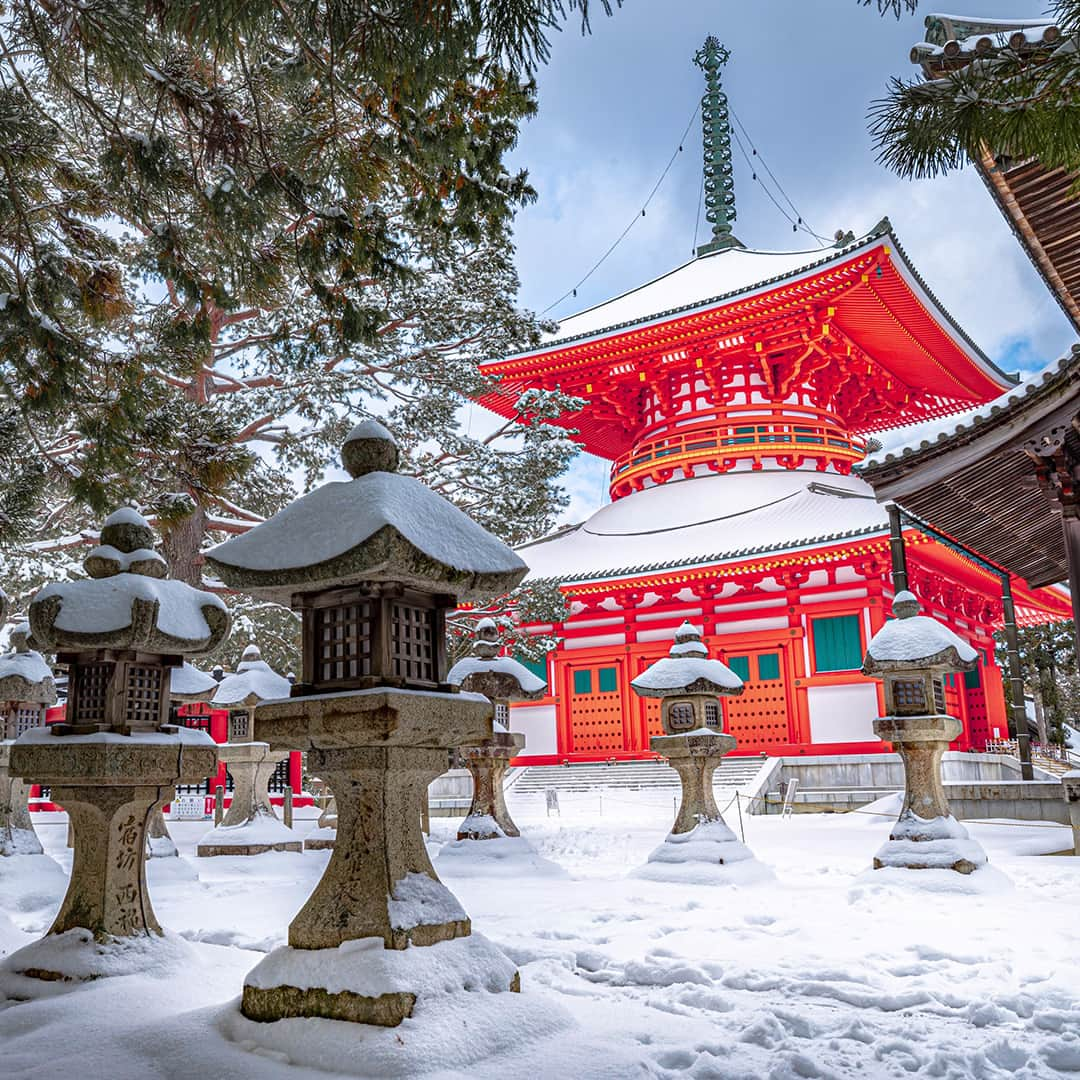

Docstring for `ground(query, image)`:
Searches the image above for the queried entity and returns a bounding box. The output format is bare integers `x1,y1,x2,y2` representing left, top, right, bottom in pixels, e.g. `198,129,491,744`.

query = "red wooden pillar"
288,750,303,794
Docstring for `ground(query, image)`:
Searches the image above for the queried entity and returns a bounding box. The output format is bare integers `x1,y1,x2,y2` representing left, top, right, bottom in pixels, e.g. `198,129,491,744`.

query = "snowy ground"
2,788,1080,1079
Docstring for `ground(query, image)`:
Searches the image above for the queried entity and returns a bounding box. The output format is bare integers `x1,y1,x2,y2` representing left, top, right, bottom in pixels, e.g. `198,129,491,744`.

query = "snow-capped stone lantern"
205,419,526,1027
447,617,545,840
196,642,300,857
862,591,988,875
0,619,57,856
7,508,228,970
630,622,761,877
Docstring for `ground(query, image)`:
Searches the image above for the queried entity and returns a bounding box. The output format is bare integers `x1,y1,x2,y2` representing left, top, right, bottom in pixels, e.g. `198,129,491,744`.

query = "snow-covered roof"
29,508,229,656
207,430,526,605
211,644,292,708
914,13,1061,60
864,592,978,670
446,655,546,697
518,468,888,583
632,623,743,697
169,662,218,702
0,625,56,705
860,351,1078,471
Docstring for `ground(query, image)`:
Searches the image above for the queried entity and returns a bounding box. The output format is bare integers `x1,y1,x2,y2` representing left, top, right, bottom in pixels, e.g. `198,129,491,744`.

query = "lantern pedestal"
304,791,338,851
0,741,43,856
240,687,519,1027
6,731,216,976
457,731,525,840
196,742,299,857
1062,771,1080,856
872,714,987,874
635,730,760,881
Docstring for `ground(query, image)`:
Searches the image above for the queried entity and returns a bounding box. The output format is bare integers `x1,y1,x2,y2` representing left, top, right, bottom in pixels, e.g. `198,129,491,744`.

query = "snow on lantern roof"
211,643,291,708
631,623,743,697
518,469,888,584
29,508,229,656
206,423,527,605
169,662,218,703
0,623,56,704
863,592,978,672
447,618,546,698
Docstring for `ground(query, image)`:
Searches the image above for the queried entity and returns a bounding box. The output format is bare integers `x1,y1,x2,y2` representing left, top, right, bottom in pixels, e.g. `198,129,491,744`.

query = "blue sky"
498,1,1076,525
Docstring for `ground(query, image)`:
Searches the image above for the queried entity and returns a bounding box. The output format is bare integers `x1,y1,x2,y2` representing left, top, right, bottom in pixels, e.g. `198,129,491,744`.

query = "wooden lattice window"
316,601,373,684
228,711,251,742
933,678,946,715
494,702,510,728
13,706,41,737
124,664,164,730
704,701,720,729
72,662,110,726
893,679,926,712
669,701,695,730
391,602,435,683
267,757,291,793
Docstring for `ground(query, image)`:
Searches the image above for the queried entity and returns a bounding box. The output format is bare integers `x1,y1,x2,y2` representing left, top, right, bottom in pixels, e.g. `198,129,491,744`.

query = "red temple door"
563,659,628,756
717,644,794,750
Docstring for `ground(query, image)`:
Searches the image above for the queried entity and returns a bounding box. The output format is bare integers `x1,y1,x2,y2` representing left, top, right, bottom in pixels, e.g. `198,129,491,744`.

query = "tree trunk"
1034,690,1049,746
160,501,208,587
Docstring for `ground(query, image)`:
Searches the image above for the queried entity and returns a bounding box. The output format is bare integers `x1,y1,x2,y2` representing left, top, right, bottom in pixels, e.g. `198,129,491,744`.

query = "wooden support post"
214,784,225,826
1062,514,1080,662
887,504,908,594
284,785,294,829
1001,578,1034,781
66,818,74,848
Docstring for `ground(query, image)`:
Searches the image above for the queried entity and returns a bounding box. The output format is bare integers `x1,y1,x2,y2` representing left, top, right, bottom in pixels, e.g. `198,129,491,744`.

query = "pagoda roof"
858,348,1080,590
517,469,888,584
483,223,1015,460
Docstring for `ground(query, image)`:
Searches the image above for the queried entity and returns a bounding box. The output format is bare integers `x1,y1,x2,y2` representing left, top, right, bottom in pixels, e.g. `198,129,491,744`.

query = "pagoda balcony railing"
609,420,868,498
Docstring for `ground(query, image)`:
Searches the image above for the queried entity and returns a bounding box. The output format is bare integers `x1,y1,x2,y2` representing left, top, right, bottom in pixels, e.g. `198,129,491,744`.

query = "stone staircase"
509,757,768,796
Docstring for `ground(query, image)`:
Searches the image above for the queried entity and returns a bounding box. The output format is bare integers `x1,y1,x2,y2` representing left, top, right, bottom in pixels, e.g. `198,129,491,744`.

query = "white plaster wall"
562,632,626,650
509,704,558,757
807,683,880,744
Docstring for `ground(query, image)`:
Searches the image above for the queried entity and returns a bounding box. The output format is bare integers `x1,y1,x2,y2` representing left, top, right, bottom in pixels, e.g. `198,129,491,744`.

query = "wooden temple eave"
976,149,1080,334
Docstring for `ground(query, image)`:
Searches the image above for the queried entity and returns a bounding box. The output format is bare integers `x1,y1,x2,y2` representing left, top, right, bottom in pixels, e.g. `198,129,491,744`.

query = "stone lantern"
630,622,759,878
0,619,57,856
447,617,545,840
196,642,300,857
862,591,988,875
205,419,526,1027
7,508,228,975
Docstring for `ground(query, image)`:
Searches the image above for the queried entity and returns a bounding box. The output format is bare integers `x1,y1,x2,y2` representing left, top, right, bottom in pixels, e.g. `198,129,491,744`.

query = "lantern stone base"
196,742,300,857
303,825,336,851
7,730,217,977
634,730,765,882
241,932,520,1027
457,731,525,840
872,714,988,875
0,740,43,856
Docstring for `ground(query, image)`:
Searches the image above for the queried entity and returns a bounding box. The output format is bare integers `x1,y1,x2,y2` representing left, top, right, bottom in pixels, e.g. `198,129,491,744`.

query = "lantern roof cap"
0,621,56,704
206,427,527,605
169,661,219,703
29,508,230,656
863,591,978,672
631,625,743,698
212,640,291,708
446,654,546,699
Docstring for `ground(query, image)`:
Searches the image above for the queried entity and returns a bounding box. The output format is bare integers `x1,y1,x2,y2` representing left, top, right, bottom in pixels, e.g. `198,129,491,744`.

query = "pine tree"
0,2,610,671
994,620,1080,744
870,2,1080,179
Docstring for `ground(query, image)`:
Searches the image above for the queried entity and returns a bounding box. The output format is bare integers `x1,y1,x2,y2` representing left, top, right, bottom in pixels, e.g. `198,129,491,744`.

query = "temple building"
480,38,1071,765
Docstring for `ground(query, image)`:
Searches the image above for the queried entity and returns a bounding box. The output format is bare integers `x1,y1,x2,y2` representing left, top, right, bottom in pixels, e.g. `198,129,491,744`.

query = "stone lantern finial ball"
892,590,921,619
342,419,400,478
100,506,156,554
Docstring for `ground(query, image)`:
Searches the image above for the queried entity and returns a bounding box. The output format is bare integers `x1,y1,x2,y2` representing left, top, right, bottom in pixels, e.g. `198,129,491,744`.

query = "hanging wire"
542,102,701,316
728,108,832,245
692,170,704,255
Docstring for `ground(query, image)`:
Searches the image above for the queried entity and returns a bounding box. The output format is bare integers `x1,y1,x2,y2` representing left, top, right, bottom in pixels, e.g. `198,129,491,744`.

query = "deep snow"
1,788,1080,1078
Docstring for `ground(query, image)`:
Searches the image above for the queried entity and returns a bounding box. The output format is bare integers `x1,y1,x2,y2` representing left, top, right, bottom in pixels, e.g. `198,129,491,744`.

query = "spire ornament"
694,37,742,256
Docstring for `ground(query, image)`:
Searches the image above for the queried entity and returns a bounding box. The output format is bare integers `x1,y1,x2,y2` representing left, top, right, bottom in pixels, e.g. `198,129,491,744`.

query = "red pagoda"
481,39,1071,764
